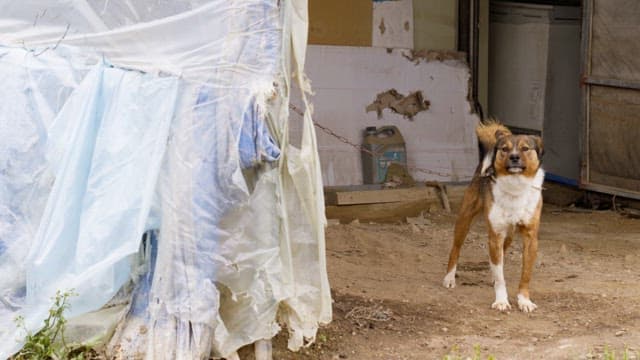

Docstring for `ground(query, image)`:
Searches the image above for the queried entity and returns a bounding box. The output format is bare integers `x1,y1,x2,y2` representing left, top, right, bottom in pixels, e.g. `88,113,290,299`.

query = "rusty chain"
288,103,453,178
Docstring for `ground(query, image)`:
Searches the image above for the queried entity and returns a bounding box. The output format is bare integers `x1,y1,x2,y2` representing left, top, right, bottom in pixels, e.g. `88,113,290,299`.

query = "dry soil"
262,195,640,360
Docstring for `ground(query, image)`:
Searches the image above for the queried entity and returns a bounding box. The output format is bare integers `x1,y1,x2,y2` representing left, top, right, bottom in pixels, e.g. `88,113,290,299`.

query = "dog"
443,120,544,312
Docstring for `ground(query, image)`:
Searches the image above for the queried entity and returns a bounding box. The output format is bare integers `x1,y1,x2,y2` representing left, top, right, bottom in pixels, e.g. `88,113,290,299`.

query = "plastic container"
361,126,407,184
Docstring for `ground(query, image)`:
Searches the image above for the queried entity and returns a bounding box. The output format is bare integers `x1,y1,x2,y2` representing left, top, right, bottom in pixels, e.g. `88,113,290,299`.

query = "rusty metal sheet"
587,86,640,194
590,0,640,82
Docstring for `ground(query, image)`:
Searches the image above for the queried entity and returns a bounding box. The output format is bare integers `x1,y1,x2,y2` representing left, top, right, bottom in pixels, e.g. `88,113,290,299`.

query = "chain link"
288,104,453,178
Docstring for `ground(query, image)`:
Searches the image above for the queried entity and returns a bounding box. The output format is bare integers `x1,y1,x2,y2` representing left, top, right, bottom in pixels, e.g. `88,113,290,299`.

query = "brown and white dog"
443,120,544,312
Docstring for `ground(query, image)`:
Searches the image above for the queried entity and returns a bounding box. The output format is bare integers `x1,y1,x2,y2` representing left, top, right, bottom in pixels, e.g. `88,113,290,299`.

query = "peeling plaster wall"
292,45,479,186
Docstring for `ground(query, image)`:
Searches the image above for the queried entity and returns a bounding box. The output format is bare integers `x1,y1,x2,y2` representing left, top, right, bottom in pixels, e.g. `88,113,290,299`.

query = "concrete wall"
292,46,479,186
373,0,414,49
412,0,457,50
302,2,486,186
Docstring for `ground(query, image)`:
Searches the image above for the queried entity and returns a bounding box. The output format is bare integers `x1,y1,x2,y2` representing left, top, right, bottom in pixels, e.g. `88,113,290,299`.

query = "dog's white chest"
488,169,544,233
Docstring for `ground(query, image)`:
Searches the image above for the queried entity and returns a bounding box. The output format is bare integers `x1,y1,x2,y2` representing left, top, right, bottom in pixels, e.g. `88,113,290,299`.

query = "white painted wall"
291,45,479,186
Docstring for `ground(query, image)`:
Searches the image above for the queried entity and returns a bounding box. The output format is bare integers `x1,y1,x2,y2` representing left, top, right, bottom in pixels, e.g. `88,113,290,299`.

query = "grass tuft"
11,290,97,360
443,344,497,360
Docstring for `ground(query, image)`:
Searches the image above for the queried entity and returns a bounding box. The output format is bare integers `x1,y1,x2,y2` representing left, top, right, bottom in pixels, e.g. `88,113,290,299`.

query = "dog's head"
492,130,543,177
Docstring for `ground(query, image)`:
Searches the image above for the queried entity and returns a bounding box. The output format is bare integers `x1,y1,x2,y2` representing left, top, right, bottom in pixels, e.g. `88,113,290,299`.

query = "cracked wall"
290,46,480,186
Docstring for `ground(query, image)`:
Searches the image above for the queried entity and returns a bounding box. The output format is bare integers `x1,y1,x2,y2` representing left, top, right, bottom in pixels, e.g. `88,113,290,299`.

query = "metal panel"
588,86,640,192
590,0,640,82
581,0,640,199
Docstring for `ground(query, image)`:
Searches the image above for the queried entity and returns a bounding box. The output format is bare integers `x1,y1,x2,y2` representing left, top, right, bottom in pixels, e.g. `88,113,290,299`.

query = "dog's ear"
532,135,544,158
494,129,509,141
480,150,495,177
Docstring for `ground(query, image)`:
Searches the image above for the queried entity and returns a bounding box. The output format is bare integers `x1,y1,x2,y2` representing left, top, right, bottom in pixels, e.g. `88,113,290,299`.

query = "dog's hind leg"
443,183,481,288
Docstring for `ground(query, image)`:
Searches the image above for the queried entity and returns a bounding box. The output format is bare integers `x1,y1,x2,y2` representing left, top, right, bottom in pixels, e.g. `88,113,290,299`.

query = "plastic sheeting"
0,0,331,359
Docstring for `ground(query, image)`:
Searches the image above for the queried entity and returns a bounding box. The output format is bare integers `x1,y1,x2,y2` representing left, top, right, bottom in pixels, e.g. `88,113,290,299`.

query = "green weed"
443,344,496,360
588,344,638,360
12,290,91,360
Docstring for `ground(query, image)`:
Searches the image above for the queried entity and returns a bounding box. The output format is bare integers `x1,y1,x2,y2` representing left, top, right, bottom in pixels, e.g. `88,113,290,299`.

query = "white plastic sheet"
0,0,331,358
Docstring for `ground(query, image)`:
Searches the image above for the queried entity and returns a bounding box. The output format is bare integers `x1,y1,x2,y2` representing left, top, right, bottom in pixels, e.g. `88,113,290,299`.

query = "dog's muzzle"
507,154,525,173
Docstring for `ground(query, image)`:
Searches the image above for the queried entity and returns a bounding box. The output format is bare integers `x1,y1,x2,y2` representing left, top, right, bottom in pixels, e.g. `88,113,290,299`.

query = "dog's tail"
476,119,510,176
476,118,511,155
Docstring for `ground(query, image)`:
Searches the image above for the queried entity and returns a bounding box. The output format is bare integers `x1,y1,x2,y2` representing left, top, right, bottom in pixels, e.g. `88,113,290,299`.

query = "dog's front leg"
443,184,481,288
517,213,540,312
488,227,510,311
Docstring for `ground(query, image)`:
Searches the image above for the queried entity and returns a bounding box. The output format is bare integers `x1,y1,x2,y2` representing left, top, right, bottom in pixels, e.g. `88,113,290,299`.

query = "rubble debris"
406,212,431,226
383,163,415,188
402,49,467,64
345,304,393,328
366,89,430,120
620,207,640,219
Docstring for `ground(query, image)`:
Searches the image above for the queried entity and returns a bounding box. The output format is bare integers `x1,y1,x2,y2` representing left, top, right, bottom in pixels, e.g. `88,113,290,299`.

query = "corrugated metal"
581,0,640,198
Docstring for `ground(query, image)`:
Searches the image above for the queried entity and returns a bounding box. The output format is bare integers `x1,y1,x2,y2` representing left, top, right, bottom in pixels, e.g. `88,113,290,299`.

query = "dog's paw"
443,271,456,288
517,294,537,313
491,300,511,311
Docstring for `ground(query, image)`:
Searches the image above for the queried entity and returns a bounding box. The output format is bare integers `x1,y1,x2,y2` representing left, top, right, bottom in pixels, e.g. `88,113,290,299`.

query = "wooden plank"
324,186,437,206
309,0,372,46
325,198,436,224
585,76,640,91
580,182,640,201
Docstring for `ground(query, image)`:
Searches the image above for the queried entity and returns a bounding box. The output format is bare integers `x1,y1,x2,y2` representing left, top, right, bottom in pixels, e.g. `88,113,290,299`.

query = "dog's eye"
501,146,509,152
521,146,530,152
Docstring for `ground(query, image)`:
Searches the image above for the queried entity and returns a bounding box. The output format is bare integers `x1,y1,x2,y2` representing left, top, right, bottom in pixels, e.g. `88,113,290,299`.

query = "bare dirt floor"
263,192,640,360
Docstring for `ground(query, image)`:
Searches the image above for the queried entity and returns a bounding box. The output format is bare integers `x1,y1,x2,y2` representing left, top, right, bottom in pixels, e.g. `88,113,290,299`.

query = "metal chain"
288,103,453,178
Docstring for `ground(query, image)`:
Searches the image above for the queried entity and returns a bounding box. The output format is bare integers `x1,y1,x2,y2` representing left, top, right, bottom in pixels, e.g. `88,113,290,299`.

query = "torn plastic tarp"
1,60,178,357
0,0,331,358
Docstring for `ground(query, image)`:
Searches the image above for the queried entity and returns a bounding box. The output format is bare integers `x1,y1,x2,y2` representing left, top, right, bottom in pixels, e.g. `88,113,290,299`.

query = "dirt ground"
264,187,640,360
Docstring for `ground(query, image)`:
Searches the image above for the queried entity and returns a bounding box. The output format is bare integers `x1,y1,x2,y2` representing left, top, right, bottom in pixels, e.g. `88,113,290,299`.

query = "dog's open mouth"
507,166,525,173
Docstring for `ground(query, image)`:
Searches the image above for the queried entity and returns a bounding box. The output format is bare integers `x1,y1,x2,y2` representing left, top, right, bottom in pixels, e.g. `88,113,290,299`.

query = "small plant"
13,290,82,360
318,333,328,343
474,344,497,360
603,345,615,360
443,344,497,360
590,345,637,360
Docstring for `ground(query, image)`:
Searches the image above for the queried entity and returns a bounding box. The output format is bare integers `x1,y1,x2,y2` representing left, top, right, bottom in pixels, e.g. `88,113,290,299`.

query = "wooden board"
324,186,437,206
325,199,436,224
309,0,372,46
